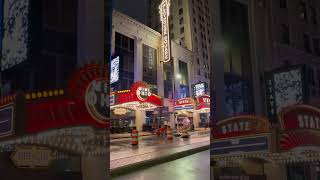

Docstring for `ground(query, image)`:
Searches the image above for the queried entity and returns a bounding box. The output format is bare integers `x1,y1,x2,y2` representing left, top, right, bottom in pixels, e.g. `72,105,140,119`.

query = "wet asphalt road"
111,150,210,180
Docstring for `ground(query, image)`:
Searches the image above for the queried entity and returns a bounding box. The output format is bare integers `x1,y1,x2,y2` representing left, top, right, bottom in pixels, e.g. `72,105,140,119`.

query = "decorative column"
134,37,143,82
134,36,145,131
193,111,200,128
135,110,146,131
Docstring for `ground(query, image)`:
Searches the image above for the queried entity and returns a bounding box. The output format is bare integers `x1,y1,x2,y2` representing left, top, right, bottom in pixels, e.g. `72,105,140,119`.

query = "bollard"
131,127,139,145
167,126,173,140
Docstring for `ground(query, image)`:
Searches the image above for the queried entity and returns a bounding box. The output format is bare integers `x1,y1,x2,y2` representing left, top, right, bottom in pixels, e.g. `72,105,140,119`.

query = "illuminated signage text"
159,0,170,63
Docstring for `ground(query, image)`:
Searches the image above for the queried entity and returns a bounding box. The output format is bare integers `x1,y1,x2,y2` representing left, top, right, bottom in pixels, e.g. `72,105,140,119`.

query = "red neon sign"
113,81,163,109
174,98,194,107
279,104,320,131
25,64,109,133
212,115,269,139
197,95,210,110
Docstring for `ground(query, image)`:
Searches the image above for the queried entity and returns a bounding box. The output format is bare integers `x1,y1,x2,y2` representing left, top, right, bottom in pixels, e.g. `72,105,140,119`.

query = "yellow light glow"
48,91,53,96
31,93,37,99
54,90,59,96
59,89,64,95
43,91,48,97
37,92,42,98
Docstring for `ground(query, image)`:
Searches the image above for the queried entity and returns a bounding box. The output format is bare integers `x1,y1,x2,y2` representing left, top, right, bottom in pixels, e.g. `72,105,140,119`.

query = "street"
112,150,210,180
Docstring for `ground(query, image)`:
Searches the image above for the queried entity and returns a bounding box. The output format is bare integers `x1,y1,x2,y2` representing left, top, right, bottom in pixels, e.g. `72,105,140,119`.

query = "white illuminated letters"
221,121,251,134
159,0,171,63
297,114,320,129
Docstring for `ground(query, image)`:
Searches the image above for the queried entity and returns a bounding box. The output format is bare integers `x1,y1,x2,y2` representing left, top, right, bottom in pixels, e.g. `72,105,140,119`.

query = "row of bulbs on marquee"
0,126,108,157
214,150,320,167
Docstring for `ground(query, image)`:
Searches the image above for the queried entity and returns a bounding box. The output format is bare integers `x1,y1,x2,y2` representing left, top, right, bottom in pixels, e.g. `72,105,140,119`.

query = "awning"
174,98,194,111
196,95,210,113
110,81,163,111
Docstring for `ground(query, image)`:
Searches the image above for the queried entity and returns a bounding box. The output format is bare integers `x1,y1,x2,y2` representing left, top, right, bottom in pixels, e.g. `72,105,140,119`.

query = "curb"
111,134,153,140
110,143,210,178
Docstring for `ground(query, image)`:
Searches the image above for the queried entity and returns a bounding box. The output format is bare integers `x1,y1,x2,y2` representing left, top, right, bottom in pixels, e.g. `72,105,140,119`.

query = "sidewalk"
110,128,210,139
111,131,153,139
110,134,210,176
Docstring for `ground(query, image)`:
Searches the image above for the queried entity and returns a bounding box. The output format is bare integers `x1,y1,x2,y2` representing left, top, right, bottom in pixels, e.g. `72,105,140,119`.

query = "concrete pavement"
112,150,210,180
110,131,210,177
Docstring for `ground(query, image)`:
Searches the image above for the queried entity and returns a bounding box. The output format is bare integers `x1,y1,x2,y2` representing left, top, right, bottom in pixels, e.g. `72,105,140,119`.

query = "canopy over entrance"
110,81,163,111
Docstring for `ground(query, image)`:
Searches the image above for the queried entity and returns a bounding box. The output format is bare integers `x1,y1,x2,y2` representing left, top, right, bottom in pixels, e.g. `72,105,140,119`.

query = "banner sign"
159,0,171,63
193,82,208,97
265,65,306,121
211,135,269,156
110,56,120,84
0,105,14,137
211,116,269,139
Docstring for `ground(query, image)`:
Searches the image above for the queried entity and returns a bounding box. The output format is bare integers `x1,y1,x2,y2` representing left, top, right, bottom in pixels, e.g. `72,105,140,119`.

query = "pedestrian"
160,126,165,137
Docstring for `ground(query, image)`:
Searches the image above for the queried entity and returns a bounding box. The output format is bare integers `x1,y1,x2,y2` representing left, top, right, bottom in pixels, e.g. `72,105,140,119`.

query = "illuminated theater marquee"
159,0,170,63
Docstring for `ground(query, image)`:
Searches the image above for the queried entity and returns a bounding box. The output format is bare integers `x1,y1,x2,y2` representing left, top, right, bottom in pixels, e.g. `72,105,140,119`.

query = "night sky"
114,0,148,24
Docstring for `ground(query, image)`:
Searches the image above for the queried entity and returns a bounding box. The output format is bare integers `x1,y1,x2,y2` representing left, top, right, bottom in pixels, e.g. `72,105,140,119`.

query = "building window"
169,23,174,29
180,17,184,24
299,1,308,21
114,32,134,90
178,0,182,6
309,68,315,86
179,8,183,15
280,0,287,9
313,38,320,56
303,33,311,53
310,7,318,25
181,37,185,43
281,24,290,44
170,33,174,39
178,61,189,96
180,27,185,34
197,58,200,64
143,44,157,85
198,69,201,75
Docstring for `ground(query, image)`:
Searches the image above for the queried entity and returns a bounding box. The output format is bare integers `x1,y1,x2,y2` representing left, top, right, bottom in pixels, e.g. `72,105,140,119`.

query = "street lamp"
176,74,182,80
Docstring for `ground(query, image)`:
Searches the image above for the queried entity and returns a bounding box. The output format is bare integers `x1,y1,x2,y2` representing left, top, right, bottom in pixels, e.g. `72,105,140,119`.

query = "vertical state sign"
159,0,170,63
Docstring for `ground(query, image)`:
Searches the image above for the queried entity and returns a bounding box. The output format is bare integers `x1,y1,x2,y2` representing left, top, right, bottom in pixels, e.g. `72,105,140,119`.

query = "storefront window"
113,32,134,90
